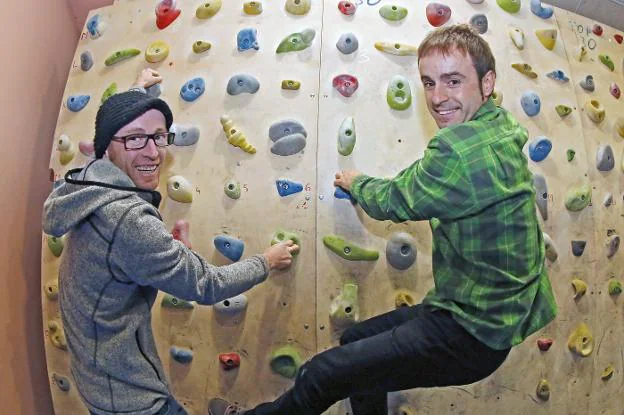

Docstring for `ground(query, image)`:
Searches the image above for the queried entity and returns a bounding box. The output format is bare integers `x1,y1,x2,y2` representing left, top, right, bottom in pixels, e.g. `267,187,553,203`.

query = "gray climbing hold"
606,235,620,258
596,144,614,171
604,193,613,207
67,95,90,112
571,240,586,257
170,346,194,363
533,174,548,221
543,233,558,262
171,124,200,146
213,294,248,314
80,51,93,71
271,133,307,156
227,74,260,95
269,120,307,141
145,83,161,98
336,32,359,54
580,75,594,92
386,232,417,270
469,14,488,34
53,373,71,392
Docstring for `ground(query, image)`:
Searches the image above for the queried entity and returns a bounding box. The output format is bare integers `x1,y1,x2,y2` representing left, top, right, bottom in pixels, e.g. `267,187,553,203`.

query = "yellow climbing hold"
567,322,594,357
615,118,624,138
330,282,360,327
196,0,222,18
571,278,587,299
536,379,550,401
167,175,193,203
584,99,605,123
508,26,524,50
145,40,170,63
281,80,301,90
575,45,587,61
374,41,418,56
395,290,416,308
48,320,67,351
285,0,311,15
512,63,538,78
243,1,262,14
601,365,614,381
44,279,59,300
57,134,76,166
193,40,212,53
536,29,557,50
220,116,256,154
491,90,503,106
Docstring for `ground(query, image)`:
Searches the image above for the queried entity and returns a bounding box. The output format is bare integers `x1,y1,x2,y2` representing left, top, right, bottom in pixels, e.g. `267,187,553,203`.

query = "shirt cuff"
350,174,369,201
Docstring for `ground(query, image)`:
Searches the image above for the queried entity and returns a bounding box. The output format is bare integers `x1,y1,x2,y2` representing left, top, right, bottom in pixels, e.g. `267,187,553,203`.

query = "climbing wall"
41,1,624,414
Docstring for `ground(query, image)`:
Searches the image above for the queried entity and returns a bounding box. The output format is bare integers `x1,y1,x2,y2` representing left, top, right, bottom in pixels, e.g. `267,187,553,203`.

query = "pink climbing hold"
78,141,95,157
338,1,357,16
219,352,241,370
332,74,359,97
171,220,192,249
537,337,553,351
155,0,181,30
426,3,451,27
611,83,621,99
592,24,603,36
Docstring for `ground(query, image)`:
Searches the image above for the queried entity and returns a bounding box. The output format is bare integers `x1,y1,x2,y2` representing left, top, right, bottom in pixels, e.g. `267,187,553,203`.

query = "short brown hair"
418,24,496,82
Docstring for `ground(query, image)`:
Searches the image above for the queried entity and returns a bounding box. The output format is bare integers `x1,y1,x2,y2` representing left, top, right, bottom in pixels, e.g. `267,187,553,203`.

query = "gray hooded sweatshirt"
42,159,269,415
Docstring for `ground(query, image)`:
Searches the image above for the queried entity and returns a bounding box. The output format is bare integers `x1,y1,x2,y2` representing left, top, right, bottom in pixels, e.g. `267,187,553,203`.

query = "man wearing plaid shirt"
209,24,557,415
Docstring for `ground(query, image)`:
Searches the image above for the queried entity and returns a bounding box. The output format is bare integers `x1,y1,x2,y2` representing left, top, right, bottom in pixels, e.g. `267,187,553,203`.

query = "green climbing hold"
608,279,622,295
271,230,300,255
101,82,117,103
270,345,302,378
161,293,195,309
330,283,359,327
567,149,576,162
497,0,521,14
386,75,412,111
104,48,141,66
322,235,379,261
193,40,212,54
276,29,316,54
338,116,356,156
379,5,408,21
224,179,241,199
47,235,64,257
555,105,572,117
599,54,614,71
564,184,591,212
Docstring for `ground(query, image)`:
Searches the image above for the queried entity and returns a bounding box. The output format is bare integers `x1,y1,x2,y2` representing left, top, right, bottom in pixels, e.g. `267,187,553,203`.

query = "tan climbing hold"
48,320,67,351
575,45,587,61
512,63,538,79
374,41,418,56
44,279,59,300
491,90,503,106
567,322,594,357
243,1,262,14
145,40,170,63
584,99,605,123
536,379,550,401
601,365,614,381
571,278,587,299
193,40,212,54
395,290,416,308
508,26,525,50
615,118,624,138
57,134,76,165
166,175,193,203
395,405,416,415
196,0,222,18
536,29,557,50
285,0,311,15
543,233,557,262
220,115,257,154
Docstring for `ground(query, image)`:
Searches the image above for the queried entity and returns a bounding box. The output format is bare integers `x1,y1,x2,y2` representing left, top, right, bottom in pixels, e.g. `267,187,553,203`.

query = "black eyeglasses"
111,132,175,150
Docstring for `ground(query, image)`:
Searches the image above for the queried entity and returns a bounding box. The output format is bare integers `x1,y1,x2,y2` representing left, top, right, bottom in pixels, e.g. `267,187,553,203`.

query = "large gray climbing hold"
336,32,359,54
533,174,548,221
606,235,620,258
80,51,93,71
226,74,260,95
271,133,307,156
543,233,558,262
469,14,488,34
386,232,417,270
171,123,200,146
269,120,307,142
213,294,248,314
145,83,161,98
571,240,586,257
596,144,614,171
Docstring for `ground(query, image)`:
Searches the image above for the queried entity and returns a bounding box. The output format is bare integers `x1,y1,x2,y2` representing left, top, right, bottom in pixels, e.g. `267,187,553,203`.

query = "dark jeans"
246,304,510,415
89,398,187,415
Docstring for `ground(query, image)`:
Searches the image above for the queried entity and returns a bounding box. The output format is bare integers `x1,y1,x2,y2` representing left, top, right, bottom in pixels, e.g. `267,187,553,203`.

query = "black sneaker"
208,398,244,415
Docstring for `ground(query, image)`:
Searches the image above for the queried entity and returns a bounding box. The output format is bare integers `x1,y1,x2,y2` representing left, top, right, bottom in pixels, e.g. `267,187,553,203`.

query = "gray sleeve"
128,86,146,93
109,205,269,305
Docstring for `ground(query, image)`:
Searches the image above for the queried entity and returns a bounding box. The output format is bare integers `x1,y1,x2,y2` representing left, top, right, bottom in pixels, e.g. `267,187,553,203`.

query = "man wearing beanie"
43,69,299,415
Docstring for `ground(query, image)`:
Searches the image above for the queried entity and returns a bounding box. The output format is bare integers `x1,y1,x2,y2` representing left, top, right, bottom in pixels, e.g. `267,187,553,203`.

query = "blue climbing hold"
334,187,355,202
214,235,245,262
180,77,205,102
529,136,552,162
276,179,303,197
67,95,90,112
530,0,554,19
86,14,105,39
521,91,541,116
546,70,569,82
237,28,259,52
170,346,194,364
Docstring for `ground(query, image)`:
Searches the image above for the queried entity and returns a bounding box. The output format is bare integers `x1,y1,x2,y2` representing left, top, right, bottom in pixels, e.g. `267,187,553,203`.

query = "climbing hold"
508,26,525,49
543,233,557,261
396,405,417,415
80,51,93,71
616,118,624,138
57,135,76,165
193,40,212,54
281,80,301,90
567,149,575,162
395,290,416,308
599,54,614,71
214,235,245,262
47,235,64,257
606,235,620,258
374,41,419,56
537,337,553,351
529,137,552,162
276,29,316,53
426,3,451,27
491,91,503,106
161,293,194,309
196,1,222,19
243,1,263,15
530,0,553,18
48,320,67,351
44,279,59,300
497,0,521,14
271,230,301,255
567,323,593,357
571,240,586,257
322,235,379,261
237,28,260,52
386,232,417,270
145,40,170,63
469,14,488,34
170,346,194,363
546,70,569,83
592,24,603,36
271,133,307,156
520,91,541,117
220,116,257,154
584,99,605,123
535,29,557,50
167,176,193,203
596,144,614,171
269,120,307,141
579,75,595,92
53,373,71,392
171,220,191,248
512,63,538,79
226,74,260,95
467,0,486,3
224,179,241,199
564,184,591,212
575,45,588,61
603,193,613,207
571,278,587,299
67,95,90,112
330,283,360,327
536,379,550,401
275,179,303,197
555,105,572,117
338,116,356,156
270,345,302,378
213,294,248,314
219,352,241,370
104,48,141,66
379,5,408,21
180,77,205,102
387,75,412,111
285,0,311,15
155,0,181,30
101,82,117,103
333,74,359,97
336,32,359,55
334,187,355,202
146,83,161,98
170,123,200,146
338,1,357,16
614,33,623,44
610,83,621,99
86,14,106,39
608,279,622,295
533,174,548,220
601,365,614,381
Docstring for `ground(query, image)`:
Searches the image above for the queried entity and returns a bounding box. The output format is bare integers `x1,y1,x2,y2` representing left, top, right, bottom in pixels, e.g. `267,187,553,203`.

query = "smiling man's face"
106,109,167,190
419,48,494,129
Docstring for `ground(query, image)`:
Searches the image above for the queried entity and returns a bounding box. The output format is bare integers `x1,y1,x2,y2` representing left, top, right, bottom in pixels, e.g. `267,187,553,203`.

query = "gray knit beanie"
93,90,173,158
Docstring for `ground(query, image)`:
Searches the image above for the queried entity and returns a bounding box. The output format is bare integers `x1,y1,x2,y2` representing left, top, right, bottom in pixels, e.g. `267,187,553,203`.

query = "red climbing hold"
592,24,603,36
426,2,451,27
155,0,181,30
338,1,357,16
537,338,553,351
333,74,359,97
611,83,621,99
219,352,241,370
615,34,623,44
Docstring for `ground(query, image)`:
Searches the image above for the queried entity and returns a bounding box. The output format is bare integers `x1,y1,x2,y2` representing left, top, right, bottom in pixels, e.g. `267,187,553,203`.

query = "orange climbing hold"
219,352,241,370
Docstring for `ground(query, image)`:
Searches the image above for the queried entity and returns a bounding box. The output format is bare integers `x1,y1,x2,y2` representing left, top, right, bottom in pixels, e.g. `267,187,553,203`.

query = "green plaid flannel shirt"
351,98,557,350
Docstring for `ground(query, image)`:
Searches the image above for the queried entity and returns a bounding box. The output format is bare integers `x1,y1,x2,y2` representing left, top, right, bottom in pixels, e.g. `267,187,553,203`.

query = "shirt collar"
470,97,497,122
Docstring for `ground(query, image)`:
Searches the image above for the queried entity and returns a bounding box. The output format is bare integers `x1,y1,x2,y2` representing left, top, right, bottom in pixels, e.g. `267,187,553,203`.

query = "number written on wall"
567,19,597,50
